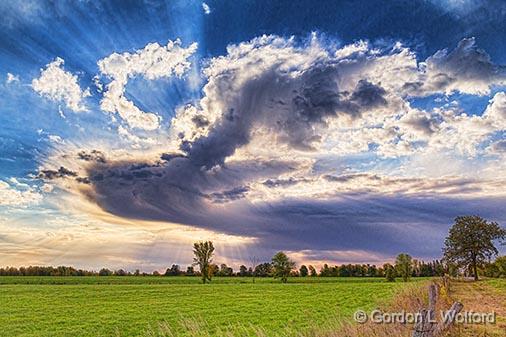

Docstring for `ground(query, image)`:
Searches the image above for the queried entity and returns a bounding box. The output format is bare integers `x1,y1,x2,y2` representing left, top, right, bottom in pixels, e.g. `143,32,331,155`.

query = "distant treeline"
0,260,447,277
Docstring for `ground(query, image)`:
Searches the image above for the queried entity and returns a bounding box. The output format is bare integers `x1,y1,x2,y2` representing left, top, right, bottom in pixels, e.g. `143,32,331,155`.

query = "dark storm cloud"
38,166,77,179
85,156,298,226
77,150,107,163
160,153,186,161
180,62,390,168
82,157,506,258
420,37,506,95
191,115,210,128
207,186,250,203
262,177,308,188
323,173,380,183
81,49,392,233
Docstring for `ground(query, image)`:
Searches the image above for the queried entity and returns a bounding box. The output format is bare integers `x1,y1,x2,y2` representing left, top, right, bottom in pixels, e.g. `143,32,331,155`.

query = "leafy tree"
218,263,233,276
299,265,308,277
495,256,506,277
115,269,127,276
99,268,112,276
367,264,378,277
482,261,500,278
308,265,317,277
320,264,331,277
186,266,195,276
385,264,396,282
254,262,272,277
443,216,506,281
192,241,215,284
383,263,396,281
395,253,412,282
165,264,181,276
239,265,248,277
271,251,295,283
209,264,219,276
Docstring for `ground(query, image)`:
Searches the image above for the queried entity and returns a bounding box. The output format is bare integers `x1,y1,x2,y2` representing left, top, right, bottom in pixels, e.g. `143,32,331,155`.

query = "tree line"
0,259,448,278
1,215,504,282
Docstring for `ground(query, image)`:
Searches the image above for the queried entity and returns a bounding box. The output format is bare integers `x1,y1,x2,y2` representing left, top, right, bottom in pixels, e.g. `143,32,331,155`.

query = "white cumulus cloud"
32,57,90,112
0,180,43,207
98,39,198,131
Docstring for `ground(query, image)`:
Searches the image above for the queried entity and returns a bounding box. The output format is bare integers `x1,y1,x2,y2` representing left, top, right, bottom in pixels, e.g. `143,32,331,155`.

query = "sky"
1,0,506,271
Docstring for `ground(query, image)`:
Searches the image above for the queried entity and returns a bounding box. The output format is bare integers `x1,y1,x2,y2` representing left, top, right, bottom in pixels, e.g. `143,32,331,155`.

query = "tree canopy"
443,215,505,280
395,253,412,282
271,251,295,283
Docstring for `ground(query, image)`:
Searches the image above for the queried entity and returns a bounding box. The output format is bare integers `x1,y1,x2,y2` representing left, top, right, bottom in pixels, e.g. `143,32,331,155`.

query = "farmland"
0,276,414,337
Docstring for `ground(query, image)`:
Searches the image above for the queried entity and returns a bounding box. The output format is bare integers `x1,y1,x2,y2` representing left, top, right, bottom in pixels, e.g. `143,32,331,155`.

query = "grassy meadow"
0,276,416,337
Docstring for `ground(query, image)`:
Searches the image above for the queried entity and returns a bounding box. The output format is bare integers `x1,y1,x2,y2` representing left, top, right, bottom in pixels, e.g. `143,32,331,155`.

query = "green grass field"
485,278,506,293
0,276,415,337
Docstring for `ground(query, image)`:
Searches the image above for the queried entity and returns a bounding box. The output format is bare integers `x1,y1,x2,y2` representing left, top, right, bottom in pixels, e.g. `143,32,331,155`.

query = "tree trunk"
472,255,478,281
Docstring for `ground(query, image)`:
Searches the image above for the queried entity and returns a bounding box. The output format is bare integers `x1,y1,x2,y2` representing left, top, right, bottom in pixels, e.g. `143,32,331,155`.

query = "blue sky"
1,0,505,270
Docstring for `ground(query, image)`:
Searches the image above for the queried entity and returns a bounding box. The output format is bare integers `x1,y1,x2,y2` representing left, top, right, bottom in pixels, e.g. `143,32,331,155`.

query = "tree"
443,216,506,281
385,264,396,282
98,268,112,276
165,264,181,276
308,265,317,277
320,264,331,277
186,266,195,276
495,256,506,277
218,263,233,276
395,253,413,282
254,262,272,277
114,269,127,276
239,265,248,277
193,241,215,284
209,264,219,276
299,265,308,277
271,251,295,283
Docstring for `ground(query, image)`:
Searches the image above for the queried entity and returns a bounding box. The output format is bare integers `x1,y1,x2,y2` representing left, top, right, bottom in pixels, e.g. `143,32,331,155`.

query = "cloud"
166,36,506,162
0,179,43,207
173,35,393,168
6,73,19,84
98,39,198,130
39,35,506,262
484,91,506,128
32,57,90,112
202,2,211,14
38,166,77,180
417,37,506,95
487,139,506,154
77,150,107,164
48,134,64,144
428,0,505,18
